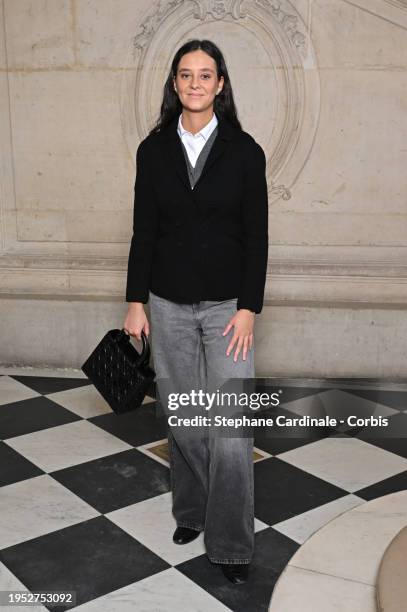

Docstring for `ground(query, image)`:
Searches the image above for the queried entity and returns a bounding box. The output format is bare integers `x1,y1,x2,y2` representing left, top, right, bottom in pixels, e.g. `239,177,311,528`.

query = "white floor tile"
5,420,133,472
0,376,40,406
277,437,407,491
284,388,398,421
47,384,155,418
45,385,114,418
73,567,231,611
106,492,268,566
272,494,366,544
0,475,99,548
0,368,85,378
106,492,206,565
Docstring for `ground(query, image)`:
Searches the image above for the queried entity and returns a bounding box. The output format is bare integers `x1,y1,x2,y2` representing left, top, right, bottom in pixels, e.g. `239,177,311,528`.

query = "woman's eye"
179,74,211,79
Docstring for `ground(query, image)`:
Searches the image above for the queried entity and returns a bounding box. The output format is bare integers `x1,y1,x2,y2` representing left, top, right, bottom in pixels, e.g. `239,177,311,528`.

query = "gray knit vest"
179,125,219,189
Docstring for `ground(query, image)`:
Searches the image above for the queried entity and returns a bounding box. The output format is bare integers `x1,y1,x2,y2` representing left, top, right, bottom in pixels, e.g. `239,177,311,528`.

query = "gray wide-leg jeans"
149,290,255,564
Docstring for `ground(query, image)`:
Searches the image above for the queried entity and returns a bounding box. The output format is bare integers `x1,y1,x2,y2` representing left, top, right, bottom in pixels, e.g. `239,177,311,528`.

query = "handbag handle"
116,328,151,366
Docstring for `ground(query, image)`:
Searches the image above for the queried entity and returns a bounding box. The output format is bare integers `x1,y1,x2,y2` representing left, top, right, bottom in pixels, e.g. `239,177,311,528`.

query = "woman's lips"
188,94,203,97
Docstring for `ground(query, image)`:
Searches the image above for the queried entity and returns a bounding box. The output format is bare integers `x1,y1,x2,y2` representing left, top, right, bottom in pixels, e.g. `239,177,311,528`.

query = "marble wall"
0,0,406,376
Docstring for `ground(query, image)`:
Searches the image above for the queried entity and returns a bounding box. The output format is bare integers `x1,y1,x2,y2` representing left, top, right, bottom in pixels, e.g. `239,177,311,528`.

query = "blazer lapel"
162,113,237,197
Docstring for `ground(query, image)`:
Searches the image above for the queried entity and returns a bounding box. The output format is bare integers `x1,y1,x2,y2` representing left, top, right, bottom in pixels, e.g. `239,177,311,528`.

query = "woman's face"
173,49,224,113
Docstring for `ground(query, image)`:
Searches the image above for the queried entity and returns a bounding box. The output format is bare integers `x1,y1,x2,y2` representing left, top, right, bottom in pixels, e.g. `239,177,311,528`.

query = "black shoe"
173,526,200,545
221,563,250,584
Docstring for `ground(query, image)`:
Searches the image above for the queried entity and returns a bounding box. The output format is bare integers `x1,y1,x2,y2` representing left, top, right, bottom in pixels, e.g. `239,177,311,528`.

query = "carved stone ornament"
120,0,321,204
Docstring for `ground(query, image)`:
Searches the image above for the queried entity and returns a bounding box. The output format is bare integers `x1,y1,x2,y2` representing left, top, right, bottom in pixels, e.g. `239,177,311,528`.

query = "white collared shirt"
177,112,218,168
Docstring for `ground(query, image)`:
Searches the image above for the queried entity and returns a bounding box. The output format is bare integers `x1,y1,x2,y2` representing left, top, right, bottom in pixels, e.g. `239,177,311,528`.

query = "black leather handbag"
81,328,156,415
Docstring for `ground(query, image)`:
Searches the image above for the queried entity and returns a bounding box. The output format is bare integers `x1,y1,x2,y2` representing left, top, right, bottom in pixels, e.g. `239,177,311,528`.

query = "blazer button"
201,242,208,249
177,240,183,247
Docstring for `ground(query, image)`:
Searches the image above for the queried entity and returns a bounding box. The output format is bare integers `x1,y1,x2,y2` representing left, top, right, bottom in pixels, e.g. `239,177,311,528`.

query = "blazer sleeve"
125,139,158,303
237,140,269,315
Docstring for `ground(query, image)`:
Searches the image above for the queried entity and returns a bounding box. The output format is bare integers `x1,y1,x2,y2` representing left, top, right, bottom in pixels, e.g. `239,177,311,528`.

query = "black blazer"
125,113,269,314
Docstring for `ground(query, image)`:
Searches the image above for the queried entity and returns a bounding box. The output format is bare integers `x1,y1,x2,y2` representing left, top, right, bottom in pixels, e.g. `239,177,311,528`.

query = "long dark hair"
149,39,242,135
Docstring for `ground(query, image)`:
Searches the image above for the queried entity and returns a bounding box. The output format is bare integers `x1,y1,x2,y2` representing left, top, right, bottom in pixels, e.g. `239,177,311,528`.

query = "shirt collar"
177,112,218,140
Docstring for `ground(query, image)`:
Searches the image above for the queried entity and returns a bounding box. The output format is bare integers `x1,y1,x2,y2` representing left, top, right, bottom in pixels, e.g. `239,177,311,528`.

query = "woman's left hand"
222,309,255,362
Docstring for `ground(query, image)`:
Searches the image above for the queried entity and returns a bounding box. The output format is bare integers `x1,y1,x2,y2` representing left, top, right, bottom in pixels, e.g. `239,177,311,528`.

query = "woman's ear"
217,75,225,95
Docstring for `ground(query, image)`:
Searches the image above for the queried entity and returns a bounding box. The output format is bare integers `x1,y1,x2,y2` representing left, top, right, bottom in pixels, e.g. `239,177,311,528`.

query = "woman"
124,39,268,584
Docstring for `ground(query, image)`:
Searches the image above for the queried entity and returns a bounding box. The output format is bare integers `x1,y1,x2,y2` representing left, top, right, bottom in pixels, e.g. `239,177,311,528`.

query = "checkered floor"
0,373,406,611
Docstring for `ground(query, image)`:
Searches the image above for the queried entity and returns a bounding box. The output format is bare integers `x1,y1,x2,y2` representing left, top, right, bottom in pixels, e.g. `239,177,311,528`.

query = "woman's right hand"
123,303,150,341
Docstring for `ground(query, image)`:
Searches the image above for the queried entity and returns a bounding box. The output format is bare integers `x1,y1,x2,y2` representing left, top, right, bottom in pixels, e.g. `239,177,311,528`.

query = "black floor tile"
10,375,92,396
0,396,82,440
352,412,407,458
0,442,44,487
176,527,299,612
50,448,171,513
254,457,348,525
353,470,407,500
345,388,407,411
253,404,332,454
255,381,326,405
88,401,168,447
254,435,321,455
0,515,170,611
